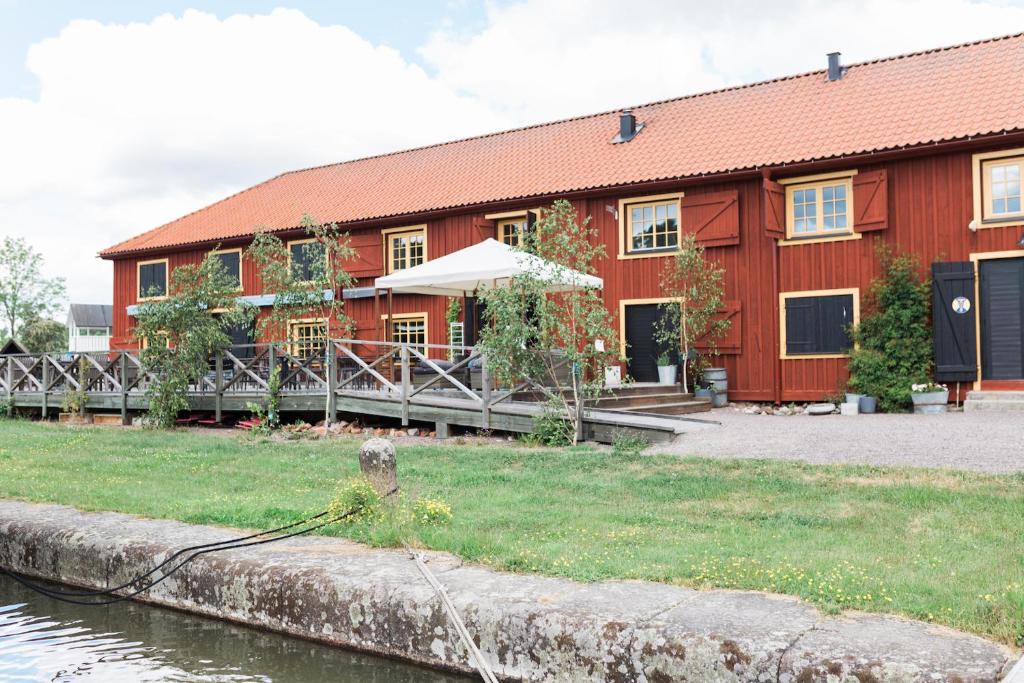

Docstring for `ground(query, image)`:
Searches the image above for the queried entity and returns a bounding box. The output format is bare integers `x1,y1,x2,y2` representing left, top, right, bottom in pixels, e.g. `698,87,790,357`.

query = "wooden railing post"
40,355,49,420
400,343,410,426
119,352,129,425
8,356,16,409
214,351,223,424
481,354,491,430
325,343,337,424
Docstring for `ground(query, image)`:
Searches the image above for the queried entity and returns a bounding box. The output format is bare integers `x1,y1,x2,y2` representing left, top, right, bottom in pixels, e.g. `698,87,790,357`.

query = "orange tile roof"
102,33,1024,257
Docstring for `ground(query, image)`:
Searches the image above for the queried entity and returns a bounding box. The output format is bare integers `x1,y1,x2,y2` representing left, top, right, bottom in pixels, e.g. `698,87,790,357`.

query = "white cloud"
0,8,510,308
420,0,1024,120
3,2,1024,313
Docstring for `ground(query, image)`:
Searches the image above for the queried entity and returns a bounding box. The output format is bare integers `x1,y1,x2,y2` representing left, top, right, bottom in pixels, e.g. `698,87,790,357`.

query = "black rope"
1,509,355,606
16,510,331,599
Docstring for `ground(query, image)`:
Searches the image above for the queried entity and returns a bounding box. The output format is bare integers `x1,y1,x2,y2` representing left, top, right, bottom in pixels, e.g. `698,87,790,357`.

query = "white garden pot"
911,390,949,414
657,365,678,385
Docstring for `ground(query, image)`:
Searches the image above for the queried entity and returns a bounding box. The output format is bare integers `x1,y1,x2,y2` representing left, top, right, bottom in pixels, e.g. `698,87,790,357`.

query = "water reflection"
0,574,464,682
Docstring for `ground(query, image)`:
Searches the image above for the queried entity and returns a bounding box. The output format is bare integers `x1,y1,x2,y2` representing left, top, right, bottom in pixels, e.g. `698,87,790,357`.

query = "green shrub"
328,476,383,523
847,246,932,412
611,429,649,455
531,402,573,447
0,397,12,418
411,497,453,525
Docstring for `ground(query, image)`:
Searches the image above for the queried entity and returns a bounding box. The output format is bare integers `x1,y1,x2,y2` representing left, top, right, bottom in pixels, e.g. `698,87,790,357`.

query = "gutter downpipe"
763,167,783,406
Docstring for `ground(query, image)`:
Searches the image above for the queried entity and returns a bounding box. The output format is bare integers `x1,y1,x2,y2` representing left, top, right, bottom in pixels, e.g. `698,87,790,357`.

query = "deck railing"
0,339,563,428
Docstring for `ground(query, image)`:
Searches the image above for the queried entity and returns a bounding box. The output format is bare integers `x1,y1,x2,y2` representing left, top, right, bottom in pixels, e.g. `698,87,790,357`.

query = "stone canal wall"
0,501,1016,682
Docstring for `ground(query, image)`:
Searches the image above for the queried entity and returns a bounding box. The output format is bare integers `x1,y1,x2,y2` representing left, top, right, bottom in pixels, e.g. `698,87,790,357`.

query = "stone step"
617,399,712,416
965,391,1024,401
963,398,1024,412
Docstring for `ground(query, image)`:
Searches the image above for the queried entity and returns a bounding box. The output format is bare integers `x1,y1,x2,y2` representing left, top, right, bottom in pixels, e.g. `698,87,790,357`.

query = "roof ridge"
274,32,1024,179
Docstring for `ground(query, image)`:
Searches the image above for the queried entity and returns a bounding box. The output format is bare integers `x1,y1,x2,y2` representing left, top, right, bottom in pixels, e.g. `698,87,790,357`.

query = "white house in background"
66,304,113,352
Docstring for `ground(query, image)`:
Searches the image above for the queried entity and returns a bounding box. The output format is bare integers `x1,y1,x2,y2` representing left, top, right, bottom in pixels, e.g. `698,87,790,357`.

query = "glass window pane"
994,198,1006,214
836,215,848,229
823,186,833,201
992,166,1005,182
631,207,642,222
824,216,834,229
834,184,845,199
1008,197,1021,213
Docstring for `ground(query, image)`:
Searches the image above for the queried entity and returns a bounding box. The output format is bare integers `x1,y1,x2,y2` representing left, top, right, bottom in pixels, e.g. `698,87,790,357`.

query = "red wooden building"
101,35,1024,402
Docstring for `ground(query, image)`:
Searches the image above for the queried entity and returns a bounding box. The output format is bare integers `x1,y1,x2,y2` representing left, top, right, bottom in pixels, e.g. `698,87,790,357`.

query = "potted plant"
910,382,949,414
694,382,714,400
655,352,677,385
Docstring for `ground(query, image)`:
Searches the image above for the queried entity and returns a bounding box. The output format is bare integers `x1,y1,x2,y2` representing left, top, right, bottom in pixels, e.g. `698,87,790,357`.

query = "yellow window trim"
287,317,327,357
209,247,243,291
971,147,1024,229
136,258,169,302
784,175,855,240
617,298,676,361
484,208,541,220
779,287,860,360
383,225,428,274
777,232,864,248
140,330,171,350
617,192,684,260
380,311,429,349
777,169,859,185
967,249,1024,390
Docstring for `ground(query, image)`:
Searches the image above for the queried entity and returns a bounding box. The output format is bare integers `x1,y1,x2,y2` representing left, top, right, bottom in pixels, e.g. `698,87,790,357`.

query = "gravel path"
656,409,1024,473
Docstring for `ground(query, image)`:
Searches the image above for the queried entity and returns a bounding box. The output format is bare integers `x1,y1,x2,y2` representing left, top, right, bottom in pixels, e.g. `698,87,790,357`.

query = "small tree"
653,234,729,393
134,254,254,428
848,245,932,412
19,317,68,352
477,200,617,444
0,237,66,339
246,214,357,343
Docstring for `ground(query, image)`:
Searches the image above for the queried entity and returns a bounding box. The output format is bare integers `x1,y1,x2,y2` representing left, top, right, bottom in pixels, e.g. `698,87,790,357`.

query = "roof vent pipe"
827,52,843,81
613,109,643,143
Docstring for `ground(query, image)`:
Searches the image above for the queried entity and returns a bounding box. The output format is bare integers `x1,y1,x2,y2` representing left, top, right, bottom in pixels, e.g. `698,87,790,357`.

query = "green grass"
0,420,1022,645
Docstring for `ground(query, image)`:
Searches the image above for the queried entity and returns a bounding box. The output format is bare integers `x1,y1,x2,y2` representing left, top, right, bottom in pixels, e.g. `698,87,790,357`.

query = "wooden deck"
0,340,714,443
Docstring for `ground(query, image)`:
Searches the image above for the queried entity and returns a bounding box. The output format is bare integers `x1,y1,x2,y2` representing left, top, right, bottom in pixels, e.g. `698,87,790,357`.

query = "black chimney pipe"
827,52,843,81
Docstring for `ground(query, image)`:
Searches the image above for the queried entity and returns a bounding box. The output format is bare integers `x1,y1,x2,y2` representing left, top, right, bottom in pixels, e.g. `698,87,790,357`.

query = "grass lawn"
0,419,1021,646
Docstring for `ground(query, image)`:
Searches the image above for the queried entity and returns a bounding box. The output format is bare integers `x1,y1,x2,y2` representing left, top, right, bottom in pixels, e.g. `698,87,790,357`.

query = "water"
0,573,466,682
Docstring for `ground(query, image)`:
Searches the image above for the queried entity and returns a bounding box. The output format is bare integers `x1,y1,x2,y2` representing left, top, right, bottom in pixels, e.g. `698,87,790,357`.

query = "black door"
624,304,677,383
980,257,1024,380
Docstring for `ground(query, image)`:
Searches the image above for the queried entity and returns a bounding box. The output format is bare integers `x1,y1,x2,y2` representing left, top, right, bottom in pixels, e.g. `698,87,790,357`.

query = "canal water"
0,573,467,682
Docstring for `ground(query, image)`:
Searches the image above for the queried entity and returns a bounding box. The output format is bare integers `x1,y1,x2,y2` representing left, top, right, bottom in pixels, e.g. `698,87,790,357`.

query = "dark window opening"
138,261,167,299
214,251,241,288
784,294,854,356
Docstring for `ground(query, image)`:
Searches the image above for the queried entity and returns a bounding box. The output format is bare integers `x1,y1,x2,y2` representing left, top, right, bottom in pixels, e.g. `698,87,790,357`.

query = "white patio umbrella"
373,238,602,295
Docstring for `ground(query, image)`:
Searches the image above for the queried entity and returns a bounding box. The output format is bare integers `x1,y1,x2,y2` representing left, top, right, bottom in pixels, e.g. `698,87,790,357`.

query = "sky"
2,0,1024,313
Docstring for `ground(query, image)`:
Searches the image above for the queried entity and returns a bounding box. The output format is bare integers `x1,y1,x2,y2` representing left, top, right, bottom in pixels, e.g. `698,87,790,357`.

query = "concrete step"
965,391,1024,401
617,399,712,416
964,398,1024,412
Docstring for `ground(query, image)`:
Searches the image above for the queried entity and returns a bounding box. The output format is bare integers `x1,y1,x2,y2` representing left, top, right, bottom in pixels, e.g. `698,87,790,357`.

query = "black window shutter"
786,294,854,355
818,295,854,353
932,262,977,382
785,298,817,355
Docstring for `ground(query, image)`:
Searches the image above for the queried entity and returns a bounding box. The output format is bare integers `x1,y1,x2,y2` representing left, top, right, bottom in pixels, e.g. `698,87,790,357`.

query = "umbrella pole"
387,288,394,380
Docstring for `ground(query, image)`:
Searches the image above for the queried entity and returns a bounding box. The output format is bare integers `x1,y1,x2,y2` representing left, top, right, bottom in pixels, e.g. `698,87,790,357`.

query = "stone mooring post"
358,438,399,498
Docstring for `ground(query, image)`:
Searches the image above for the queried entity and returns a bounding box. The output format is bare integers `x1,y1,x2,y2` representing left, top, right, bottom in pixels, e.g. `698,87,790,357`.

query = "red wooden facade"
106,134,1024,402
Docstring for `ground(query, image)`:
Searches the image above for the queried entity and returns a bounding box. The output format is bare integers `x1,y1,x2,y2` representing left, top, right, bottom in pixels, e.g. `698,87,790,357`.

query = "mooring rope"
407,546,499,683
1,509,354,606
12,511,331,599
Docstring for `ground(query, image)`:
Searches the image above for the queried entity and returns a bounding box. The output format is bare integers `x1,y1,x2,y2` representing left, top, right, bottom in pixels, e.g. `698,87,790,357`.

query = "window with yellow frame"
625,197,679,253
785,177,853,238
385,228,426,273
389,315,426,350
288,319,326,357
980,155,1023,221
498,217,527,247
